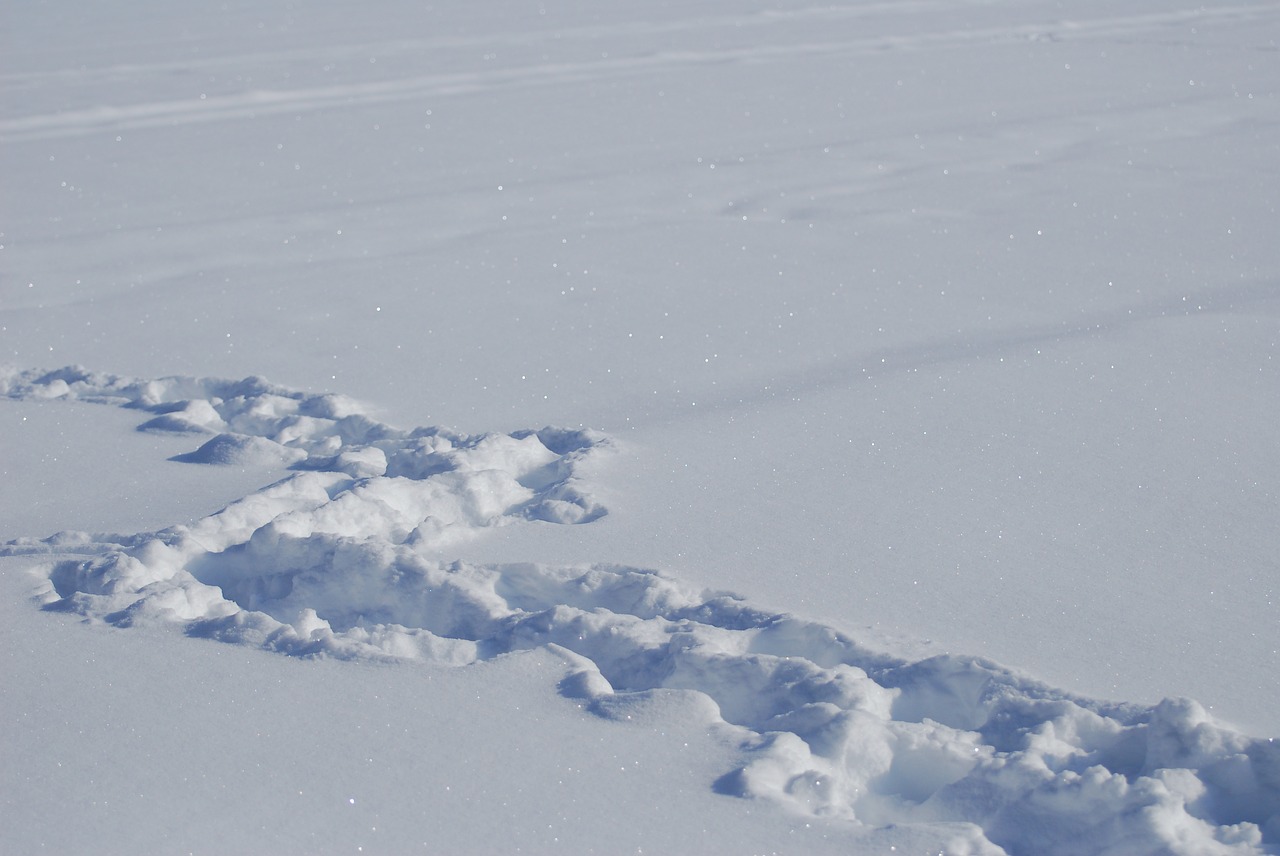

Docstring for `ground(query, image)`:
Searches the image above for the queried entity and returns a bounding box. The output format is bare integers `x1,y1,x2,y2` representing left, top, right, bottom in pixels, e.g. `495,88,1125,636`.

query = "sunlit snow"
3,1,1277,854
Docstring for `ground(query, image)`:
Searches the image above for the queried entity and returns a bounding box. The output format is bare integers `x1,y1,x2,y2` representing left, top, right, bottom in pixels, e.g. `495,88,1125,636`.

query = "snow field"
4,366,1276,854
4,0,1279,851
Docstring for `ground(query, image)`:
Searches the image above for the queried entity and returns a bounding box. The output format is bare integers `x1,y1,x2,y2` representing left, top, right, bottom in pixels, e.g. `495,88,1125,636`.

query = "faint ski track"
0,0,981,87
4,3,1278,142
647,279,1280,424
1,365,1277,854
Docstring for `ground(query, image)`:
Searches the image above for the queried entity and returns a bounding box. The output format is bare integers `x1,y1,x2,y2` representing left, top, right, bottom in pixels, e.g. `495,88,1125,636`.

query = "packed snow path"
3,366,1277,855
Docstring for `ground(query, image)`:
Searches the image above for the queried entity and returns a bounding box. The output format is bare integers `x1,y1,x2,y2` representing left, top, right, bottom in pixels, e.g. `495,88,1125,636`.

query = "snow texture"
4,365,1277,855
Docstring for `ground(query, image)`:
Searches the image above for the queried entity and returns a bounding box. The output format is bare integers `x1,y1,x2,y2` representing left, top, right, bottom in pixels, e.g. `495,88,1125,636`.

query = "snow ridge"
4,366,1277,855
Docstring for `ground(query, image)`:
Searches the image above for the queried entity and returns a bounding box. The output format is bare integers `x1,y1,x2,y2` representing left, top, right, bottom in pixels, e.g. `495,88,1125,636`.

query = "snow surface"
3,1,1279,853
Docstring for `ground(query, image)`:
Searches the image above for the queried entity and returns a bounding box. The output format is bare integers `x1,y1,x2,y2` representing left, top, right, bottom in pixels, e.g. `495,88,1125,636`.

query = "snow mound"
173,433,309,467
4,366,1277,855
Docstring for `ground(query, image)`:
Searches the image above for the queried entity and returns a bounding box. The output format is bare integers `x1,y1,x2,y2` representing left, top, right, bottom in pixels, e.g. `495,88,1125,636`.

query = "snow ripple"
3,366,1277,855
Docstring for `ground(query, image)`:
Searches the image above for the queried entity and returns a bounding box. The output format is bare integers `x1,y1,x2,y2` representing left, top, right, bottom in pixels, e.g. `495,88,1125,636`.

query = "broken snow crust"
5,367,1276,855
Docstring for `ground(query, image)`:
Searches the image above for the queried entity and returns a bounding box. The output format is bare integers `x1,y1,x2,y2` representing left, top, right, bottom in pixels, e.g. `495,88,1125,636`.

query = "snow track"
3,366,1277,855
5,3,1277,142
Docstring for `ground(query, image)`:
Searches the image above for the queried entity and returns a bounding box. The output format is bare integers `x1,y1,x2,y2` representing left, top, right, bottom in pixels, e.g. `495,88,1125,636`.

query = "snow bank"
4,366,1276,855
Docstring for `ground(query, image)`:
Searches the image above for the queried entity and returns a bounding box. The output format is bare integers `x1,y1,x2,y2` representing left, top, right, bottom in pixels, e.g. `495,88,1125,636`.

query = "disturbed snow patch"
3,365,1277,855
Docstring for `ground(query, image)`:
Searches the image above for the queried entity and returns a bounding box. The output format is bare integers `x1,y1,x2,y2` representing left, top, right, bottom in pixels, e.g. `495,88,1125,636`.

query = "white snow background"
2,1,1277,853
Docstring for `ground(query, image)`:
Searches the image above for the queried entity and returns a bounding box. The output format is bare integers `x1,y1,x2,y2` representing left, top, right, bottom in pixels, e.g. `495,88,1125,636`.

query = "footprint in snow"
2,364,1277,856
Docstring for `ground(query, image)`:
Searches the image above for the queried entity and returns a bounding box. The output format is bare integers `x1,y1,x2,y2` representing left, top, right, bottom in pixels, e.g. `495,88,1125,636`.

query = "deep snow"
3,1,1278,853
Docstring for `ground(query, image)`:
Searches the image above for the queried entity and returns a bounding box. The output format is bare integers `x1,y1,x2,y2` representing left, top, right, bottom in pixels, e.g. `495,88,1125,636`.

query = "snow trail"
7,3,1277,143
3,365,1277,855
